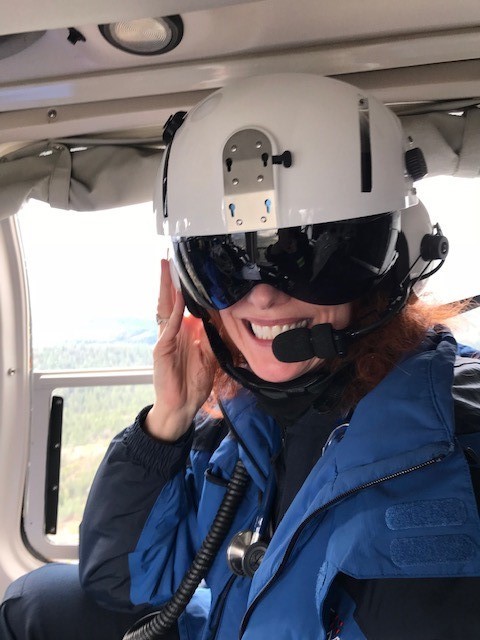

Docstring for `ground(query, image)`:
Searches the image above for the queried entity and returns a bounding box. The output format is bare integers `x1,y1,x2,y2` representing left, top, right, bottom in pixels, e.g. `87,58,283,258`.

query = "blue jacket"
80,330,480,639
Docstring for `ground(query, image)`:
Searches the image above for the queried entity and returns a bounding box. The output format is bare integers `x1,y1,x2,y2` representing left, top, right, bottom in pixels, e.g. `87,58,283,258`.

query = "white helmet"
396,200,449,295
153,74,442,370
155,73,419,238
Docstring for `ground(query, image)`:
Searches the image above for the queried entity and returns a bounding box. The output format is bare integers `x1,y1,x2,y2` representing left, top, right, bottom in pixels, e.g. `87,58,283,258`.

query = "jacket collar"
218,389,281,491
218,329,457,494
247,330,460,601
336,327,457,471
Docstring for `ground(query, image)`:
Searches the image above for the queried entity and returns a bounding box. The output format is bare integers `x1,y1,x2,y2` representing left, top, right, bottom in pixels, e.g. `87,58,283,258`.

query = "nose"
245,284,290,309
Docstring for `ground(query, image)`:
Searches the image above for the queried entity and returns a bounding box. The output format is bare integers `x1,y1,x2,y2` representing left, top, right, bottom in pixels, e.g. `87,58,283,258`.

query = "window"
18,201,166,558
52,383,154,545
18,201,164,370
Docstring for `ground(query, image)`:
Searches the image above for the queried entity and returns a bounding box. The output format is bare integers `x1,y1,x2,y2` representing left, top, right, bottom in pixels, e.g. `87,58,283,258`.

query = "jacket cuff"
122,405,194,479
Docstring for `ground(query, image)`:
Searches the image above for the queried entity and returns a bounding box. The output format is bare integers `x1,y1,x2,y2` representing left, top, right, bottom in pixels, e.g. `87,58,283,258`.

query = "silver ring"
156,314,170,325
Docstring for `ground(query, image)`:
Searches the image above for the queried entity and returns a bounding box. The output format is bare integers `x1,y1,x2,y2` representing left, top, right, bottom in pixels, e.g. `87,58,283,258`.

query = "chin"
248,358,320,384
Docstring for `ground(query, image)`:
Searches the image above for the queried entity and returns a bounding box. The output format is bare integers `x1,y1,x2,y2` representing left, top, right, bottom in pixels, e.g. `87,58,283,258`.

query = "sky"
416,175,480,304
17,201,167,346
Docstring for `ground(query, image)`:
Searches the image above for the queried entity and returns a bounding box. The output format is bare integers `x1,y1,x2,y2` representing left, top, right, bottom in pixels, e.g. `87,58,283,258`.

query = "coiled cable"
123,460,250,640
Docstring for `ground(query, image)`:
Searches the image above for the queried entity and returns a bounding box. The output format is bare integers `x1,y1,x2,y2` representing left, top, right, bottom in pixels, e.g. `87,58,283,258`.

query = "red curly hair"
203,294,466,414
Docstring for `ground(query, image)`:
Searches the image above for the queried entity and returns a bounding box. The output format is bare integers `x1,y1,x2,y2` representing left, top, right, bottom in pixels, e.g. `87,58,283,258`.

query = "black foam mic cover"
272,327,315,362
272,324,345,362
310,324,339,359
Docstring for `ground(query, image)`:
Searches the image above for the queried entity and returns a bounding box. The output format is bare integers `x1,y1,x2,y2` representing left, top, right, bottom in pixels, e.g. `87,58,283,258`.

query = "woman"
3,74,480,640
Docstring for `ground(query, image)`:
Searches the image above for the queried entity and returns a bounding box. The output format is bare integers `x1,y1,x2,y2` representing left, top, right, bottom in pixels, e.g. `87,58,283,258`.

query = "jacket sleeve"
337,573,480,640
453,356,480,436
79,405,198,613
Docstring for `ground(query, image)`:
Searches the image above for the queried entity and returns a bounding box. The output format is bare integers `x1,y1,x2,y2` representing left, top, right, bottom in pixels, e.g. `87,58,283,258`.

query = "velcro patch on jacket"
390,534,475,566
385,498,467,530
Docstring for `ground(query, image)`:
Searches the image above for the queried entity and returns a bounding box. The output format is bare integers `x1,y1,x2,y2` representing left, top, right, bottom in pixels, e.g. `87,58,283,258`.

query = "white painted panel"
0,218,40,597
0,0,258,37
2,30,480,115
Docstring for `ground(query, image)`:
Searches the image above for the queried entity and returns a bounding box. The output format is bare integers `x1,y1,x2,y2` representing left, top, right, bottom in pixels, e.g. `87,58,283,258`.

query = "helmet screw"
261,216,267,223
232,178,239,185
256,141,262,149
236,219,243,226
47,109,57,121
257,175,264,182
231,145,237,152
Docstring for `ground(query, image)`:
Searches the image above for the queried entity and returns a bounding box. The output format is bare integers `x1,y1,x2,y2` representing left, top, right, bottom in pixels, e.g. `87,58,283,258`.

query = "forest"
36,342,155,545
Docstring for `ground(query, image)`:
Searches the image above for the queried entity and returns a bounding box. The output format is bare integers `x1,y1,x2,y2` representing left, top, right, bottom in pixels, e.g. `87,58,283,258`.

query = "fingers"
197,325,216,372
155,259,210,353
156,291,182,342
156,259,177,337
169,289,186,333
157,259,175,317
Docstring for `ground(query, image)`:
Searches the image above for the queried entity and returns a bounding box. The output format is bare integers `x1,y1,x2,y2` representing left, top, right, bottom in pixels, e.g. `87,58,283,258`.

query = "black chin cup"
272,324,350,362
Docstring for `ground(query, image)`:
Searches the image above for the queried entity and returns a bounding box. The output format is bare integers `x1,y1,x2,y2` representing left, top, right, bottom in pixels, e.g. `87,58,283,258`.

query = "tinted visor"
173,212,399,309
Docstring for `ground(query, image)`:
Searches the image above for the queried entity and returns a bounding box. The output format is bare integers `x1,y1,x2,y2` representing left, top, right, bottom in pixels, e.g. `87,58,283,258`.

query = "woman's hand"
145,259,216,441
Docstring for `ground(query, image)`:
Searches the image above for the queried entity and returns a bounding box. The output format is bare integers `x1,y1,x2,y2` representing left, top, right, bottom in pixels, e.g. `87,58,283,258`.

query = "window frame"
14,199,160,562
24,368,153,561
0,216,40,589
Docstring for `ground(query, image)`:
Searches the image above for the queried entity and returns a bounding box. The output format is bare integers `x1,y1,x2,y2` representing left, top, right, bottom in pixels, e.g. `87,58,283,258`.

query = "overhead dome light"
99,15,183,56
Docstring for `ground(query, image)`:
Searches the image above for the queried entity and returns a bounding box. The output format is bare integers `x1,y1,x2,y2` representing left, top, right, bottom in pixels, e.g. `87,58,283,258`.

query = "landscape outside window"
18,201,163,371
52,384,154,543
18,201,163,544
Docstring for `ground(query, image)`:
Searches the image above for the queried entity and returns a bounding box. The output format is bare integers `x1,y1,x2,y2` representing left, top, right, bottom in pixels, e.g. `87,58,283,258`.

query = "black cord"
122,460,250,640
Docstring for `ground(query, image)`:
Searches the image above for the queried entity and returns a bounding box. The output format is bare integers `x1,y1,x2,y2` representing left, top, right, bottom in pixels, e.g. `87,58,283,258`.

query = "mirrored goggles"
173,212,400,310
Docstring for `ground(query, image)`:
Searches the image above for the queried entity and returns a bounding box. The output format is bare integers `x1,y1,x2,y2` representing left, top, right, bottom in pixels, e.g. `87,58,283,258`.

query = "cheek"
335,304,353,328
309,303,353,330
218,311,240,340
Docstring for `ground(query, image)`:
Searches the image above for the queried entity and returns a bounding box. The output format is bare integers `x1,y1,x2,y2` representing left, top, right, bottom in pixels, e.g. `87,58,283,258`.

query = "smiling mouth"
247,319,309,340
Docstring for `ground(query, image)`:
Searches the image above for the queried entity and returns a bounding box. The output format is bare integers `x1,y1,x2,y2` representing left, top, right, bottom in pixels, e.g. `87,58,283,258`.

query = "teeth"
250,319,308,340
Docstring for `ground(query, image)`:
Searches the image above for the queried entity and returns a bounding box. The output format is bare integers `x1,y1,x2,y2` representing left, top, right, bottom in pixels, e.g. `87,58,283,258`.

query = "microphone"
272,324,350,362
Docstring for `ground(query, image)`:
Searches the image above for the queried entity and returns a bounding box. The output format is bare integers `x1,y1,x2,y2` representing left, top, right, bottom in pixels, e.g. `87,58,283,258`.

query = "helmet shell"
399,200,437,293
155,73,413,237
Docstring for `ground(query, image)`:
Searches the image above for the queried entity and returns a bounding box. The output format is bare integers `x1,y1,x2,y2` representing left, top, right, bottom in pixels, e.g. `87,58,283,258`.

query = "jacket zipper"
208,401,260,639
239,454,446,638
208,575,237,640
